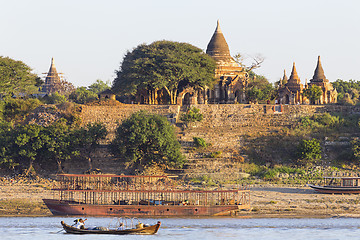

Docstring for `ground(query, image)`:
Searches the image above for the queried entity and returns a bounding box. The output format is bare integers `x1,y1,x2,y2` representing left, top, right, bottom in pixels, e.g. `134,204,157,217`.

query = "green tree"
0,56,42,96
43,92,67,104
72,122,108,169
0,122,17,170
88,79,111,94
110,111,185,169
12,124,45,175
246,71,276,103
296,139,322,166
69,87,98,104
1,98,42,122
332,79,360,105
303,85,323,104
39,119,79,173
113,40,216,104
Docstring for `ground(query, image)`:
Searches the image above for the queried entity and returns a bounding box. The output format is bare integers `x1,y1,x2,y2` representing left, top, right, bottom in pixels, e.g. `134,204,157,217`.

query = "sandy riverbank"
1,180,360,217
249,185,360,218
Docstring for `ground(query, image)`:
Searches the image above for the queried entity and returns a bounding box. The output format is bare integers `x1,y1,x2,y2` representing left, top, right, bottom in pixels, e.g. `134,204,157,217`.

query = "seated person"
74,218,86,229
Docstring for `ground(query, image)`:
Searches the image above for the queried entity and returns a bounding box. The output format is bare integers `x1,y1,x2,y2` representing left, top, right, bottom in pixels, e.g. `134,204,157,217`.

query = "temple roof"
42,58,61,93
288,62,300,84
312,56,327,81
47,58,59,77
206,20,235,63
282,69,288,83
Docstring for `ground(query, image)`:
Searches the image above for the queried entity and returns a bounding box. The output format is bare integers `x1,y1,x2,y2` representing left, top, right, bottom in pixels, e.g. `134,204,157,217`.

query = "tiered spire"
312,56,326,81
42,57,61,94
288,62,300,84
206,20,233,61
282,69,288,83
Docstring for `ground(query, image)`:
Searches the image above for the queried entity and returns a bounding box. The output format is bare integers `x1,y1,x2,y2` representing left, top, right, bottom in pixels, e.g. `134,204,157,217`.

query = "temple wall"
80,104,360,139
77,104,360,176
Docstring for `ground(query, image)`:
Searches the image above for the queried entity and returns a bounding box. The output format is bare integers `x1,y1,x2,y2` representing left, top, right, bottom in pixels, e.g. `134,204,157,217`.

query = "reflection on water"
1,217,360,240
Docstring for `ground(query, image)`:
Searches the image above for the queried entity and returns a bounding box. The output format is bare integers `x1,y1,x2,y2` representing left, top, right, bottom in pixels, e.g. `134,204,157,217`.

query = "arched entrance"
183,93,191,105
285,95,290,104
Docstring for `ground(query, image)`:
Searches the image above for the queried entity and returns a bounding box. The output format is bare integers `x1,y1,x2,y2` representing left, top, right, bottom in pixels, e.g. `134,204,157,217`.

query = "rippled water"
1,217,359,240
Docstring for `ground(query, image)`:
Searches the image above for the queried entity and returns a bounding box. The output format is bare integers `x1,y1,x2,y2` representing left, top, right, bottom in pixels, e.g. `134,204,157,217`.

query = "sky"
1,0,360,87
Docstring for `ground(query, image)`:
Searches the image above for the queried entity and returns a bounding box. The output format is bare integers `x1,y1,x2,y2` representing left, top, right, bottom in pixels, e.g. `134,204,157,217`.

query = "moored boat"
308,176,360,194
60,220,161,235
43,174,250,216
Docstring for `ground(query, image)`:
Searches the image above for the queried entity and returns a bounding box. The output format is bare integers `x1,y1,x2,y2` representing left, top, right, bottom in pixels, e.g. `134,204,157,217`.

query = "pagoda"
205,20,248,104
42,58,62,94
307,56,337,104
278,62,304,104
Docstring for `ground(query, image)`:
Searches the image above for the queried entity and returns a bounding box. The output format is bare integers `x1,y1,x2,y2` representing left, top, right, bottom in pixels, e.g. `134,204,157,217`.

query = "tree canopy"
303,85,323,104
0,56,42,96
246,71,276,103
112,40,216,104
0,118,108,175
69,87,98,104
332,79,360,105
88,79,111,94
71,122,108,169
110,111,185,169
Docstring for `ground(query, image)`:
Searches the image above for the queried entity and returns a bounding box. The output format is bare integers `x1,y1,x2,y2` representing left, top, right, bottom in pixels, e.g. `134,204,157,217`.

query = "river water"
1,217,359,240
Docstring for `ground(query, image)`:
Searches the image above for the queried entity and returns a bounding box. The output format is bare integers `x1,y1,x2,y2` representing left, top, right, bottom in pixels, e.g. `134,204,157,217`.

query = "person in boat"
74,218,86,229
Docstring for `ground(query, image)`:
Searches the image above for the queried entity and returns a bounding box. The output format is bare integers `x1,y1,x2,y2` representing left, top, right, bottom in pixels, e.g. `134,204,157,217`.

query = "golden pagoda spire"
288,62,300,83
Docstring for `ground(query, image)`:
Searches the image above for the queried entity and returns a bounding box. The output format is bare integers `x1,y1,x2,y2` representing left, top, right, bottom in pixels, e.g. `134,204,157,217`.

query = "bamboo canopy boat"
60,220,161,235
308,176,360,194
43,174,250,216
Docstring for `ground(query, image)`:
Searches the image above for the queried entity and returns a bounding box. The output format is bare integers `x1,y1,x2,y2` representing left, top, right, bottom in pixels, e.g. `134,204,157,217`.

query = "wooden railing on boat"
51,174,250,207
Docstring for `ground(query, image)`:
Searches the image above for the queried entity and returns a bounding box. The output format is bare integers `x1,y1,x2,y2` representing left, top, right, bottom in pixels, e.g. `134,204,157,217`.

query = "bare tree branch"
233,53,265,72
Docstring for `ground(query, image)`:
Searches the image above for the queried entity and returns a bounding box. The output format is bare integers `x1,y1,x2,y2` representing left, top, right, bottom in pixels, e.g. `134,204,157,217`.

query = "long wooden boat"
308,176,360,194
43,174,250,216
60,220,161,235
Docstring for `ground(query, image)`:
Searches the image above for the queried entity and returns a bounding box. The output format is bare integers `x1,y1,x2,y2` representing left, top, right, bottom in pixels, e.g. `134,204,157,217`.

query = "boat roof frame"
57,174,178,178
323,176,360,179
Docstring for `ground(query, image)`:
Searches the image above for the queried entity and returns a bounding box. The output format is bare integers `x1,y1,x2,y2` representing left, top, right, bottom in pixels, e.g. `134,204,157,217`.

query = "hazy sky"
1,0,359,87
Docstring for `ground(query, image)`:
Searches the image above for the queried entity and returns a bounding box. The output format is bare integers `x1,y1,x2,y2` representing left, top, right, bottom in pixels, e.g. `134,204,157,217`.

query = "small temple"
278,63,304,104
177,20,248,105
278,56,337,104
307,56,337,104
42,58,62,94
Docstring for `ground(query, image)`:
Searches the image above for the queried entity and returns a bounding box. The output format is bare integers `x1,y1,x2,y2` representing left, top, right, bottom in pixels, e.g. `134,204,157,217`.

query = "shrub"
351,138,360,163
209,151,222,158
1,98,42,122
193,137,207,148
42,92,67,104
296,139,322,166
180,107,203,123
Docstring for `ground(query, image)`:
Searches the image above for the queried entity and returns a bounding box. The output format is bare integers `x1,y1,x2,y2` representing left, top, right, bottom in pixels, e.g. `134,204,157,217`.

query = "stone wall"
77,104,360,177
79,104,180,141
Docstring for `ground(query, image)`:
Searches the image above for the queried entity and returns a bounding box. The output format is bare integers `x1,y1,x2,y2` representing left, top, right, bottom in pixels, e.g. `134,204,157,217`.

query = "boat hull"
43,199,246,216
61,221,161,235
308,184,360,194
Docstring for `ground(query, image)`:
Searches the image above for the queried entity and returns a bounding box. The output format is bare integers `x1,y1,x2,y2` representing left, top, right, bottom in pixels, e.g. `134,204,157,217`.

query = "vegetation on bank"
112,40,216,104
2,56,360,183
110,111,186,170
